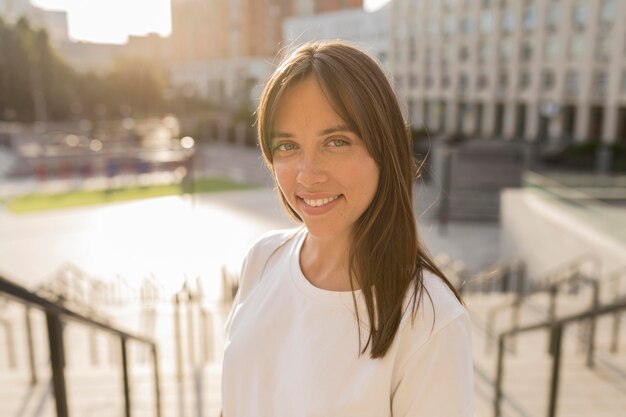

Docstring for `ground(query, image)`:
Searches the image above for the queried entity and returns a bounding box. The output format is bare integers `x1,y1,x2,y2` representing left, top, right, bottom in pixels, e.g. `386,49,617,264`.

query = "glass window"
444,16,456,35
428,21,439,36
542,70,555,90
478,41,490,63
595,33,611,61
520,39,533,62
442,75,451,88
573,1,588,28
523,7,536,30
565,71,579,96
569,34,585,60
480,11,493,33
477,74,489,89
459,45,470,61
499,38,511,61
546,2,560,29
461,17,472,33
498,72,508,91
410,74,419,88
600,0,616,25
502,10,514,33
543,36,559,61
594,71,607,96
519,72,531,90
459,73,469,93
425,47,433,65
426,74,434,88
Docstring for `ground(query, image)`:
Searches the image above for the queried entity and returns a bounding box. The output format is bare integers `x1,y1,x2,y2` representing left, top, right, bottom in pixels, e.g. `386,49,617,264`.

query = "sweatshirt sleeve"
391,311,474,417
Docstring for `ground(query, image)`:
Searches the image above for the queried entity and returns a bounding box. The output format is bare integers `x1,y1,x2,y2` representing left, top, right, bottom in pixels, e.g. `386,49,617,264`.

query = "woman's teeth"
303,195,340,207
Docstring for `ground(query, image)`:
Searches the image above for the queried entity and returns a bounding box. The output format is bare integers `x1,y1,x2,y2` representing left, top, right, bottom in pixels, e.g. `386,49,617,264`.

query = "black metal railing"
485,254,600,358
0,275,162,417
494,297,626,417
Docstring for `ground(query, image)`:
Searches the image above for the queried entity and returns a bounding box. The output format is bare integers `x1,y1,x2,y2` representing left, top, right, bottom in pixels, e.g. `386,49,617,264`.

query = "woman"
221,41,474,417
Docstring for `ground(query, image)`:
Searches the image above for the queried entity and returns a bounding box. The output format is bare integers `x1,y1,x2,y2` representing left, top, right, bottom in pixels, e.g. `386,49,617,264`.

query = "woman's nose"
296,151,327,187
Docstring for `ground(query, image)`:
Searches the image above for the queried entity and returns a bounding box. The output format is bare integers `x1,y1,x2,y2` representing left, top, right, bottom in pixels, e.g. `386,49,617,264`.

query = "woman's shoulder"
398,270,468,350
245,227,302,262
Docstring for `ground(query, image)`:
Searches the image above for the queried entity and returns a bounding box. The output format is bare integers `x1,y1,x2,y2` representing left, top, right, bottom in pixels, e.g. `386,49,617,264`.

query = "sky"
32,0,390,44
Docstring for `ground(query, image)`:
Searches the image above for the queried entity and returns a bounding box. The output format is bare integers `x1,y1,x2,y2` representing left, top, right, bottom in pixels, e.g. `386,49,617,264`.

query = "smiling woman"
221,41,474,417
32,0,171,44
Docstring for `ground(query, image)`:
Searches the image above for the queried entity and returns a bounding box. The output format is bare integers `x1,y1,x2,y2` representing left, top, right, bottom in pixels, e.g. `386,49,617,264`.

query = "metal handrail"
460,258,525,294
485,254,600,356
494,297,626,417
0,275,162,417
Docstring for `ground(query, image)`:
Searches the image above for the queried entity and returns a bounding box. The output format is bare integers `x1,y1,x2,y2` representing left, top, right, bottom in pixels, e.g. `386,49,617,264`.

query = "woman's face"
271,76,380,241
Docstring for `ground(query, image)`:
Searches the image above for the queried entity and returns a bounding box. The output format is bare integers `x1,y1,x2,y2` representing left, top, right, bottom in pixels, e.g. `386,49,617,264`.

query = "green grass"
5,177,255,214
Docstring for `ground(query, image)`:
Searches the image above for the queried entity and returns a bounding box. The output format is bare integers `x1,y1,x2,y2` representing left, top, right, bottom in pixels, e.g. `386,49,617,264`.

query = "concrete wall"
501,188,626,283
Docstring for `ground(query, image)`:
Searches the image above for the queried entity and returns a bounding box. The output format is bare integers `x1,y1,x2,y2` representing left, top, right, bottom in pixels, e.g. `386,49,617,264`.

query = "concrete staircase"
467,291,626,417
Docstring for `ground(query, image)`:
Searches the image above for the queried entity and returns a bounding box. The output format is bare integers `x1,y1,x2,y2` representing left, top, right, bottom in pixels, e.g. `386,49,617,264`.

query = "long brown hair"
257,41,462,358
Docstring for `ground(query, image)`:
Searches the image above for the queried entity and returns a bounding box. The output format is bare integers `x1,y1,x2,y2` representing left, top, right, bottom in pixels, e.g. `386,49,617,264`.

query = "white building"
0,0,69,45
283,3,390,67
391,0,626,146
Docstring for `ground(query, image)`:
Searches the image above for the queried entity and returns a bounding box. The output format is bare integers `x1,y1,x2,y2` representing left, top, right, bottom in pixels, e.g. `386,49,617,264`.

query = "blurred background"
0,0,625,416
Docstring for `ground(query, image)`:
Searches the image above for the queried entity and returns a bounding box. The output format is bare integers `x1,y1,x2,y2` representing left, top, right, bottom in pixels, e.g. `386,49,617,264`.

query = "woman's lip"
297,195,343,215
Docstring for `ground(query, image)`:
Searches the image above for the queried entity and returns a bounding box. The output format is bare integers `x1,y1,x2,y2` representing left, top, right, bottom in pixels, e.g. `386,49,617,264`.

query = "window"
594,71,607,96
565,71,579,96
595,33,611,61
480,11,493,33
442,75,451,88
499,38,511,61
502,11,514,33
478,41,490,63
477,74,489,89
461,17,472,34
428,21,439,36
523,7,536,31
459,73,469,93
410,40,418,62
520,39,533,62
425,47,433,65
569,34,585,60
543,36,559,61
600,0,616,25
542,70,555,90
445,0,456,9
444,16,456,35
410,74,419,89
519,72,531,90
459,45,470,61
498,72,508,92
546,2,561,30
425,75,434,88
572,1,588,29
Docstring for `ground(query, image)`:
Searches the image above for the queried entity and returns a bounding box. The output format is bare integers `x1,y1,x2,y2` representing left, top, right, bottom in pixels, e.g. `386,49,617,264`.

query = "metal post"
586,281,600,368
494,335,506,417
25,307,38,385
2,318,16,369
510,299,520,354
120,337,132,417
548,285,557,355
485,311,495,355
174,294,185,417
610,311,621,353
547,326,563,417
152,344,162,417
437,147,452,234
46,312,69,417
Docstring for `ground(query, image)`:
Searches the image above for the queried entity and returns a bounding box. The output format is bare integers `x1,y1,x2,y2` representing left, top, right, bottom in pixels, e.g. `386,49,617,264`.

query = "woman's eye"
327,138,349,147
275,143,297,152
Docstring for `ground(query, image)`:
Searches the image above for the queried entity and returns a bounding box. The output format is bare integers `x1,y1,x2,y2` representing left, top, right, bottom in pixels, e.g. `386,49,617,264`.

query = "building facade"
391,0,626,145
283,2,390,67
169,0,366,107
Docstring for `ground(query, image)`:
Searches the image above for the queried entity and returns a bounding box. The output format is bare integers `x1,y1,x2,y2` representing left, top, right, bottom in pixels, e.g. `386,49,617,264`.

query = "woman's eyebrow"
270,124,353,139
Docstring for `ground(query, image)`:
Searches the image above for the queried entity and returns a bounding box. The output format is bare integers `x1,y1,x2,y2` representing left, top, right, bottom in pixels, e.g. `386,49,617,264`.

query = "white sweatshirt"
222,228,474,417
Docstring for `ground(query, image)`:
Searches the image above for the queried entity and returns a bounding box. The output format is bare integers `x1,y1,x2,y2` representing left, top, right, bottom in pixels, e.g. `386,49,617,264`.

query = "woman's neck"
299,231,359,292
